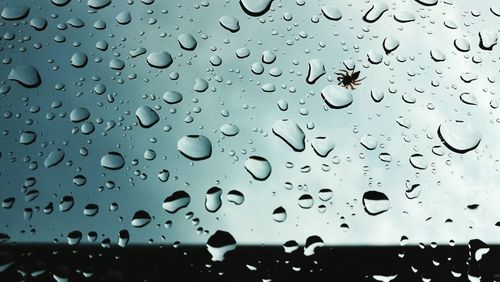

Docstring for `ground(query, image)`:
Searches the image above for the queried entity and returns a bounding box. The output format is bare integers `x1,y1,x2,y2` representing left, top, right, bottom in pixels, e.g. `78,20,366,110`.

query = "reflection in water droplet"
206,230,236,261
177,135,212,160
163,191,191,213
244,156,272,180
362,191,390,215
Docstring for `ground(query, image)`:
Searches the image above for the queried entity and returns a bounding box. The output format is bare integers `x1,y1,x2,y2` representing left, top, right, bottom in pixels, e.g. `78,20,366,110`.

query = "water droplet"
454,38,470,52
158,169,170,182
1,5,29,20
100,152,125,170
306,59,325,84
298,194,314,209
19,131,37,145
136,106,159,128
318,188,333,201
321,85,353,109
163,190,191,213
87,0,112,9
8,65,41,88
360,134,378,150
362,2,388,23
272,119,305,152
177,33,197,50
321,5,342,21
409,153,428,170
437,120,482,153
177,135,212,160
220,124,239,136
367,50,383,64
236,47,250,58
311,137,335,157
304,235,324,256
193,78,209,92
219,16,240,32
131,210,151,228
84,204,99,216
147,51,173,68
67,231,82,245
52,0,71,6
239,0,273,16
262,50,276,64
70,107,90,122
59,196,74,212
118,230,129,248
414,0,437,6
283,240,299,253
272,206,287,222
44,149,65,168
205,187,223,213
430,49,446,62
227,190,245,205
70,52,88,68
479,30,498,50
30,17,47,31
244,156,272,180
206,230,236,261
394,11,415,23
115,11,131,25
383,37,399,54
459,93,477,106
371,88,384,102
362,191,390,215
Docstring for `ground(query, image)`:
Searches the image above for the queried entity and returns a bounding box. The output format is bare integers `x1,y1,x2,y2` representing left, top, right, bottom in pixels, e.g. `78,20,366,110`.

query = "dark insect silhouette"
335,67,366,90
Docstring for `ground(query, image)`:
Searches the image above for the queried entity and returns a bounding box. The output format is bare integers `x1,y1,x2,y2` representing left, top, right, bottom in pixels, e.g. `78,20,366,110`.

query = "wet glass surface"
0,0,500,280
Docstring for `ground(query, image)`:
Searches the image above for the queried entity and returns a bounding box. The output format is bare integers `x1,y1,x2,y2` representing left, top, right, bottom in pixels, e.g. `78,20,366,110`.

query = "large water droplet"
362,191,390,215
219,16,240,32
360,134,378,150
321,85,353,109
239,0,273,16
131,210,151,228
163,91,183,104
70,107,90,122
206,230,237,261
70,52,88,68
44,149,65,168
298,194,314,209
383,37,399,54
177,135,212,160
136,106,159,128
115,11,131,25
272,119,305,152
244,156,272,180
409,154,428,170
306,59,325,84
205,187,223,213
311,137,335,157
362,2,388,23
321,5,342,20
414,0,437,6
19,131,37,145
8,65,41,88
163,191,191,213
1,5,29,20
479,30,498,50
272,206,287,222
437,120,482,153
87,0,111,9
177,33,197,51
147,51,173,68
100,152,125,170
304,235,324,256
220,124,239,136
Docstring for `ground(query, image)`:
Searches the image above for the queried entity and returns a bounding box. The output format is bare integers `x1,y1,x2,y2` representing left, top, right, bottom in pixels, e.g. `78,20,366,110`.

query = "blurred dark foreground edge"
0,244,499,281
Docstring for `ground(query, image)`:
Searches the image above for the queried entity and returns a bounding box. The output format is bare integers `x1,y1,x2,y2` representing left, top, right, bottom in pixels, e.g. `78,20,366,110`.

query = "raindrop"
362,2,388,23
131,210,151,228
177,135,212,160
414,0,437,6
163,191,191,213
318,188,333,201
239,0,273,16
311,137,335,157
163,91,183,104
360,134,378,150
298,194,314,209
115,11,131,25
454,38,470,52
219,16,240,32
206,230,237,261
409,154,428,170
177,33,197,51
19,131,37,145
383,37,399,54
459,93,478,106
244,156,272,180
8,65,41,88
227,190,245,205
44,149,65,168
70,52,88,68
147,51,173,68
479,30,498,50
362,191,390,215
205,187,223,213
321,85,353,109
136,106,159,128
59,196,74,212
272,119,305,152
306,59,325,84
220,124,239,136
87,0,112,9
1,5,30,20
394,11,415,23
321,5,342,21
430,49,446,62
67,231,82,246
272,207,287,222
84,204,99,216
193,78,209,92
437,120,482,153
70,107,90,122
100,152,125,170
304,235,324,256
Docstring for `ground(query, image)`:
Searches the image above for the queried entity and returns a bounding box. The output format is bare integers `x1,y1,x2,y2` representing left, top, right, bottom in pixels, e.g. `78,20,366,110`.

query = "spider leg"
349,84,354,90
337,77,343,81
338,81,342,85
357,77,366,82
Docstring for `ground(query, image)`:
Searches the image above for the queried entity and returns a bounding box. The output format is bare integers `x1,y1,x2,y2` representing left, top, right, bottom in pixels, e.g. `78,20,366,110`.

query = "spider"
335,67,366,90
